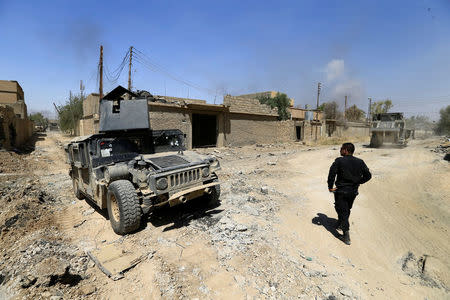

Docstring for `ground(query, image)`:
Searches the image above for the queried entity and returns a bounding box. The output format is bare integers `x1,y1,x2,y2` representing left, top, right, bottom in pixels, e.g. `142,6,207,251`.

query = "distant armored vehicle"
370,112,413,147
65,86,221,235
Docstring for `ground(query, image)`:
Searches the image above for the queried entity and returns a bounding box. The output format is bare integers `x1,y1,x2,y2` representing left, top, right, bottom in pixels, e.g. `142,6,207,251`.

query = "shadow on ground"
11,133,47,154
312,213,342,240
148,197,223,232
362,144,406,149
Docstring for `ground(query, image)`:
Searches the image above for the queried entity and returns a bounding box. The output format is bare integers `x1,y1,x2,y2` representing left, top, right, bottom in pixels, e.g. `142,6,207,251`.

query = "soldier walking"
327,143,371,245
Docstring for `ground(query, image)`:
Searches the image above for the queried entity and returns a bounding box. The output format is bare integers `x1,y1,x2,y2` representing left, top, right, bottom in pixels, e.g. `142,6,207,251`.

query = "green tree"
345,105,365,121
371,99,393,114
257,92,291,120
56,91,84,135
435,105,450,135
319,101,343,120
29,112,49,131
405,115,434,131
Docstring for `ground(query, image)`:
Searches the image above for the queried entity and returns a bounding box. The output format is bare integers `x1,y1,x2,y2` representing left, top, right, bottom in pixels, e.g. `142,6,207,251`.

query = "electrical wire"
132,48,217,96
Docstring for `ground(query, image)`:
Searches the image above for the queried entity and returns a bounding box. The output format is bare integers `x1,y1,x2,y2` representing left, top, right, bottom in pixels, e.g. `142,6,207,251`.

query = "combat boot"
334,220,342,230
343,231,351,245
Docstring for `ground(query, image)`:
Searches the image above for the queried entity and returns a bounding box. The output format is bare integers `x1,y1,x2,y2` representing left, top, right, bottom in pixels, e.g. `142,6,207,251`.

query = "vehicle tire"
107,180,142,235
370,134,383,148
206,179,221,207
73,179,85,200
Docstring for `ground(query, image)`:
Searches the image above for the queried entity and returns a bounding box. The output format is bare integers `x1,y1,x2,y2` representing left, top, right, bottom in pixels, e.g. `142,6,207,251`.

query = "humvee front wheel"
206,180,221,207
107,180,142,235
370,133,383,148
72,179,85,200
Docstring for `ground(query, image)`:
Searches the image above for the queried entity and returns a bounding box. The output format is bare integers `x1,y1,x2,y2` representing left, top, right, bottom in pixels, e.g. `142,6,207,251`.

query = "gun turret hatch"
99,85,150,132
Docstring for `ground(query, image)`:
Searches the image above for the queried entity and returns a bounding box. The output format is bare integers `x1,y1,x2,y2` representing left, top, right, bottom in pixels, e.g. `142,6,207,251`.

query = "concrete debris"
339,287,353,297
82,208,95,216
260,186,269,194
87,244,152,280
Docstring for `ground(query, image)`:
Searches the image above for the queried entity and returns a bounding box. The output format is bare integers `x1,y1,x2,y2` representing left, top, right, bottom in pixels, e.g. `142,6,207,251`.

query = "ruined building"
76,87,328,148
0,80,34,148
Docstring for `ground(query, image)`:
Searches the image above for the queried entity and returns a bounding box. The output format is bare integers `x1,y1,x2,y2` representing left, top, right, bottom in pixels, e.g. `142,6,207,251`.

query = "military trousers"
334,191,357,232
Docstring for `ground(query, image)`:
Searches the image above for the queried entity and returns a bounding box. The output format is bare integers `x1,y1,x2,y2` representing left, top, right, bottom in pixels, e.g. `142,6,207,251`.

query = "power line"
132,48,217,96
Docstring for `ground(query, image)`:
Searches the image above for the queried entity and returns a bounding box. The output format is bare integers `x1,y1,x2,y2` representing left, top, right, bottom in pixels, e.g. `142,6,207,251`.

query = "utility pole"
344,95,348,120
315,82,321,141
80,80,85,99
99,45,103,99
53,103,61,115
128,46,133,91
368,97,372,122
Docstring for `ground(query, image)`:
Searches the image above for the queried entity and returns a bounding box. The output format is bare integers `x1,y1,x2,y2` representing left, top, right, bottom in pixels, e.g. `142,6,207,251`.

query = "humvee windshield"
98,132,185,157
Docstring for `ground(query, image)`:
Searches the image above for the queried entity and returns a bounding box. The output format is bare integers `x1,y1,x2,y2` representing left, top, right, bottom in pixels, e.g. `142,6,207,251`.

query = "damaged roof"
102,85,137,100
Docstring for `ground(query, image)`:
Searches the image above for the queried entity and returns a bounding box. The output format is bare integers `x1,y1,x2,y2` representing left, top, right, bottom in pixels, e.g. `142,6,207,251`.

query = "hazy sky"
1,0,449,119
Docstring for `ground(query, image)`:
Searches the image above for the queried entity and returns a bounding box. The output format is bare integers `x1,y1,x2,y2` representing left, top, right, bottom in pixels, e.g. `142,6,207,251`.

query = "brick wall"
155,95,206,105
225,113,295,146
334,122,370,137
223,95,279,116
0,101,27,118
0,80,24,103
324,121,370,138
0,106,33,148
148,104,192,148
83,93,100,117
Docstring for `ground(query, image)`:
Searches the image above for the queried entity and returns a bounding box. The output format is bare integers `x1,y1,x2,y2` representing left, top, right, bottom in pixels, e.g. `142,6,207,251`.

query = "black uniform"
327,155,371,231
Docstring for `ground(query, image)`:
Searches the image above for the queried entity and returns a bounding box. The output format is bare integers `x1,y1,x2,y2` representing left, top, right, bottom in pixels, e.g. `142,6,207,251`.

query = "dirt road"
0,131,448,299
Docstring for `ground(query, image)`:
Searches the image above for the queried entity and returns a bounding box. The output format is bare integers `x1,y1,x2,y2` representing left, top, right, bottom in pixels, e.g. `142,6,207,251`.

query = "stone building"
0,80,28,118
0,80,33,148
77,90,300,148
289,106,324,141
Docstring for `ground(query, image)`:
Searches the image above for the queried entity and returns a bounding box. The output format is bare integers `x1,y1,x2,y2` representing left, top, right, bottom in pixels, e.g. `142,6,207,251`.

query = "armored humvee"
65,86,221,235
370,112,414,147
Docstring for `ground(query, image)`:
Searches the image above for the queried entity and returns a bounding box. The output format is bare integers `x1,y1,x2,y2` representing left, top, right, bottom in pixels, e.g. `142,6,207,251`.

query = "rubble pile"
0,175,91,298
431,138,450,161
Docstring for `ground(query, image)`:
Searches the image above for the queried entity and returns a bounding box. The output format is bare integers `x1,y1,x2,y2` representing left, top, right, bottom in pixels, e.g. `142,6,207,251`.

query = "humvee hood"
141,151,211,169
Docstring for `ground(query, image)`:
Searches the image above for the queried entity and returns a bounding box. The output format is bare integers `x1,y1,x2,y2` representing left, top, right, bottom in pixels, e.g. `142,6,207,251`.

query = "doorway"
296,126,302,141
192,114,217,148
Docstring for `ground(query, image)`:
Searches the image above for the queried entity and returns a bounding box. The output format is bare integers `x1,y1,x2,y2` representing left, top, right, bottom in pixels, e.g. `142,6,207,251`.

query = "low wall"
225,113,295,146
0,106,33,148
326,121,370,138
77,117,99,136
223,95,278,116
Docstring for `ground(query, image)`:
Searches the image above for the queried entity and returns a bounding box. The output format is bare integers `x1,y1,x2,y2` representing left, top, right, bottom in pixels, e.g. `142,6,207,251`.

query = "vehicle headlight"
202,167,210,177
156,177,168,190
209,159,220,171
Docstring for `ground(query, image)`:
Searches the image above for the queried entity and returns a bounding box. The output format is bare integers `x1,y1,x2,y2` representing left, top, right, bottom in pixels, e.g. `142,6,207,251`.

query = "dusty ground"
0,131,449,299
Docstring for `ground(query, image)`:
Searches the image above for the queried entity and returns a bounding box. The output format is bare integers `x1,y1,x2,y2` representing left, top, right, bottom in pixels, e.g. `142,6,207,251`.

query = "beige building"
0,80,33,148
236,91,295,107
77,91,299,148
0,80,28,118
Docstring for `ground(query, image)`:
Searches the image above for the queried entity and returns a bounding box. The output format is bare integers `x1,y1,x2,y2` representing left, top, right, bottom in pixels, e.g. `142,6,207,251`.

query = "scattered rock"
339,287,352,297
79,284,96,296
260,186,269,194
234,275,246,287
199,285,209,294
19,275,36,288
236,224,248,232
243,205,260,216
82,208,95,216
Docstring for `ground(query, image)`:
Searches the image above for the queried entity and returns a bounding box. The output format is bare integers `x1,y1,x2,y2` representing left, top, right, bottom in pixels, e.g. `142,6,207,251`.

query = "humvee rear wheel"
107,180,142,235
73,179,85,200
206,179,221,207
